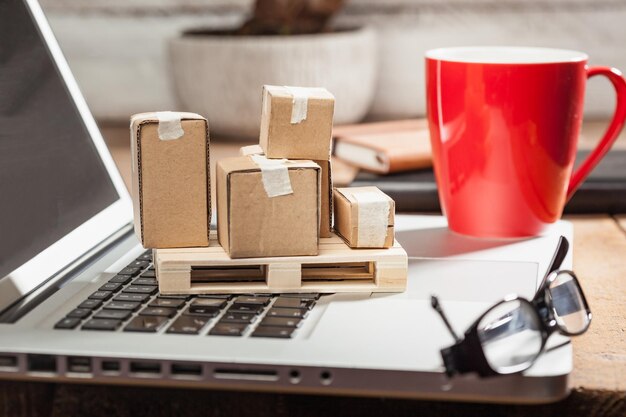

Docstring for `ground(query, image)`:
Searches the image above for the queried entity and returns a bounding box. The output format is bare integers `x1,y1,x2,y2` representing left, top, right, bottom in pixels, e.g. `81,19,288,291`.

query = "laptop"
0,0,574,403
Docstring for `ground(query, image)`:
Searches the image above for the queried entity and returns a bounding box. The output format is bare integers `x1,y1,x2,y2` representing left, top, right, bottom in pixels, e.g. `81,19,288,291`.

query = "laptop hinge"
0,223,134,323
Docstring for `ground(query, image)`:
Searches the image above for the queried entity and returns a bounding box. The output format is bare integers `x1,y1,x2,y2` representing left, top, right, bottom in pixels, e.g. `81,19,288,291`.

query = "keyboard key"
67,308,92,319
266,307,308,319
114,293,151,303
251,326,295,339
82,319,122,331
124,316,168,333
209,323,248,337
94,309,132,320
137,252,152,262
281,293,320,300
104,301,141,311
166,316,209,335
55,317,81,329
198,294,231,299
220,312,257,324
118,267,141,276
159,294,190,300
150,298,186,309
233,296,271,306
186,306,221,317
127,260,149,269
88,291,113,301
260,316,302,328
99,282,123,293
139,270,156,278
78,299,103,310
108,275,133,285
191,298,227,309
273,298,315,310
227,304,264,314
139,307,177,318
133,277,157,286
123,285,157,295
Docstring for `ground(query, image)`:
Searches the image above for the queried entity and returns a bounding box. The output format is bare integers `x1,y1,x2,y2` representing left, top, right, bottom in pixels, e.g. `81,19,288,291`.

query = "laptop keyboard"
54,250,320,338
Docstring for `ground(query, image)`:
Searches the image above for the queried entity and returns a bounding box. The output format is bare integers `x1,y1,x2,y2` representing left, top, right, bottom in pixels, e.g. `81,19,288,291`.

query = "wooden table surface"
3,122,623,417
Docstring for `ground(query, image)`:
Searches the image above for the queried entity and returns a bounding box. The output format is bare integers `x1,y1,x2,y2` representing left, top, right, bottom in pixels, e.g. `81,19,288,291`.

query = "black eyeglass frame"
434,236,592,378
439,270,591,378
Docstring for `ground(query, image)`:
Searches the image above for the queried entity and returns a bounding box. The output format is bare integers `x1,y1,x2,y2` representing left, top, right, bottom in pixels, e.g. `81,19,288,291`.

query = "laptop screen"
0,0,120,279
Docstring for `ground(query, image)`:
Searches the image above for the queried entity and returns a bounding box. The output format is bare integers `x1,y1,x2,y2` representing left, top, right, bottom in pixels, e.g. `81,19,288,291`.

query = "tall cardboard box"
259,85,334,160
217,156,320,258
130,112,210,248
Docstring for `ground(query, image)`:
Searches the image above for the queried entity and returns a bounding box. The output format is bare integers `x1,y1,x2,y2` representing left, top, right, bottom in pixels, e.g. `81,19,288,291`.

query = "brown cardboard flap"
314,159,333,238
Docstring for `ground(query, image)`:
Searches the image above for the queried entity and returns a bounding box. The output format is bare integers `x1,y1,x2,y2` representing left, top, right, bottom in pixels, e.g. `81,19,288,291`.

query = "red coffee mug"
426,47,626,238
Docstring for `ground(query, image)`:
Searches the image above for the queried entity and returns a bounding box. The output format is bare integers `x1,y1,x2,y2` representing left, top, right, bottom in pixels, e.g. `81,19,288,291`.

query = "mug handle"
567,66,626,200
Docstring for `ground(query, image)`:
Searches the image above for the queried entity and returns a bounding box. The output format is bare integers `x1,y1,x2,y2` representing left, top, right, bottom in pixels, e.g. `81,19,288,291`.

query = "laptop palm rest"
309,258,537,372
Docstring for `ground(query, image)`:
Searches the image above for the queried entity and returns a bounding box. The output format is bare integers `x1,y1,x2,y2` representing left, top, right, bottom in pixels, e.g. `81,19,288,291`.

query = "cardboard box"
238,145,333,239
217,156,321,258
130,112,210,248
315,159,333,238
333,186,395,248
259,85,334,160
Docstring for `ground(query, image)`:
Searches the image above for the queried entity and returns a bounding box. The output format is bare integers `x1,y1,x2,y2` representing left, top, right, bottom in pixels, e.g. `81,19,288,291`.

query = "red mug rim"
425,46,588,65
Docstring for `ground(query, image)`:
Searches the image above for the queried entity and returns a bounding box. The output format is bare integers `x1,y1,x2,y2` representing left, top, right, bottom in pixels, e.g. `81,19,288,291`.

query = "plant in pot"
168,0,377,138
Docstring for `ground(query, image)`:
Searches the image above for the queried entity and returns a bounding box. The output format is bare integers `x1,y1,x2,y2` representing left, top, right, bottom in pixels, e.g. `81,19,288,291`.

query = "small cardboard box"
333,186,395,248
130,112,210,248
217,156,321,258
238,145,333,239
259,85,334,160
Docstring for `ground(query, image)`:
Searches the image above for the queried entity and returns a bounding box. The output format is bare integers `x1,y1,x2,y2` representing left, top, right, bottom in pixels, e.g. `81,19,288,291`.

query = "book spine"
351,180,626,214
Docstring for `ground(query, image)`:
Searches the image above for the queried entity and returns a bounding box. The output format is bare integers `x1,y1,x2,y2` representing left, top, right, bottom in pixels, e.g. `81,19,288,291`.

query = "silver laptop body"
0,0,573,403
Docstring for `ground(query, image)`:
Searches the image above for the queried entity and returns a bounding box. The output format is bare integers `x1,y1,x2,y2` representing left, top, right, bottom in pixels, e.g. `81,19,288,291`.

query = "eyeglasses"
431,236,592,378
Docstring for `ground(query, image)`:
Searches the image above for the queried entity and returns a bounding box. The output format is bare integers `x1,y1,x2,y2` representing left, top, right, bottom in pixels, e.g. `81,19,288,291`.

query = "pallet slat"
154,233,408,294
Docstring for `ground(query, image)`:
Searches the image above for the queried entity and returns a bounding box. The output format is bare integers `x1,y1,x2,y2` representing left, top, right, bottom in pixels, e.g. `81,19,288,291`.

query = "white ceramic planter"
168,27,378,138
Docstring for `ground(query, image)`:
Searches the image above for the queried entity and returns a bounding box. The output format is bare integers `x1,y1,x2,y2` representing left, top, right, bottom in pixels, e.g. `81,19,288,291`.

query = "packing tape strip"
239,144,264,156
354,191,390,247
250,154,293,198
284,86,309,124
156,111,184,140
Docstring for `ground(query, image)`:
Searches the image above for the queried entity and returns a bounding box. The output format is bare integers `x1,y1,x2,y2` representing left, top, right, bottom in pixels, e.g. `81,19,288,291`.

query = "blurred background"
40,0,626,138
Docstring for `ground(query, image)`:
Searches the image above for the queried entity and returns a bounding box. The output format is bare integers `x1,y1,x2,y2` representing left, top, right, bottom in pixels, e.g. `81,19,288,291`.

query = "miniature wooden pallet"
154,231,408,294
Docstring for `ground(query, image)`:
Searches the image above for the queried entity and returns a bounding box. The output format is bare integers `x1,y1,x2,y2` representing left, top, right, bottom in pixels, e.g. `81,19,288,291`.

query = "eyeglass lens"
477,299,543,374
548,271,590,334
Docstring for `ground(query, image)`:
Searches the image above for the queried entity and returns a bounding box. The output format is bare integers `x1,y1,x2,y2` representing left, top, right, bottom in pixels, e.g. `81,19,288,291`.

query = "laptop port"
130,361,161,376
289,369,301,384
27,354,57,374
320,370,333,385
171,363,203,377
67,356,92,374
214,368,278,382
101,360,121,374
0,355,18,371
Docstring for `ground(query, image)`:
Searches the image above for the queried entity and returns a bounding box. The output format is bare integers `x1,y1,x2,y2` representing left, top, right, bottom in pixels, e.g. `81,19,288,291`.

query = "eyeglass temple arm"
534,236,569,310
544,236,569,281
431,295,462,343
